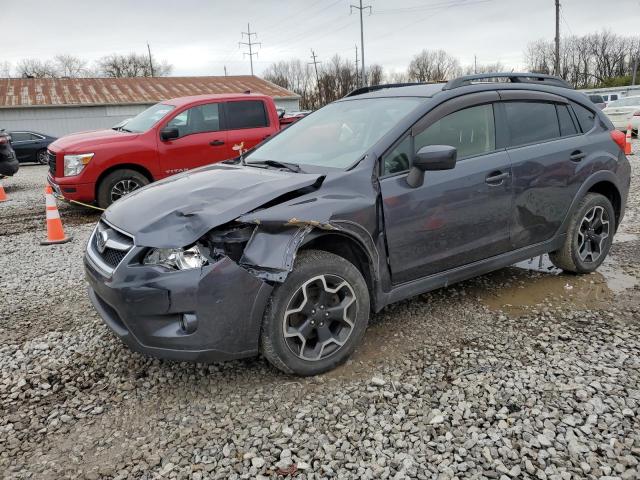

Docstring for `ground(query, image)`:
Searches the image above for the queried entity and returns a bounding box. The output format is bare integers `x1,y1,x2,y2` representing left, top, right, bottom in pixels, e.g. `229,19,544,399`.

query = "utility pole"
147,42,155,77
554,0,560,76
309,49,322,106
239,23,261,75
632,57,638,86
474,54,477,74
354,45,360,86
351,0,371,87
224,65,228,77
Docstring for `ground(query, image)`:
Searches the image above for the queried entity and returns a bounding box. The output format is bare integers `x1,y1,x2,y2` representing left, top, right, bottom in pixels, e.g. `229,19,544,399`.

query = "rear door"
10,132,39,161
500,92,589,248
380,95,514,284
156,101,228,176
223,99,274,157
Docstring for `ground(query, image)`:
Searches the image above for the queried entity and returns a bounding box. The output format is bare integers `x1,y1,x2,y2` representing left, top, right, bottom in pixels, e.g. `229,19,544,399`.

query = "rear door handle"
209,140,225,146
485,171,510,184
570,150,586,162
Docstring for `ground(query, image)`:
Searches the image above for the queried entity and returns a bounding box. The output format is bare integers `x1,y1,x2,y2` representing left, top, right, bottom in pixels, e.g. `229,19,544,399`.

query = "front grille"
88,221,134,273
48,150,56,175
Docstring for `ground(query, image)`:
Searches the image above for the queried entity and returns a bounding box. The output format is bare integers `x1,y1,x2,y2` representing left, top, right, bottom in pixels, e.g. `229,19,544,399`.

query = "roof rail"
442,72,573,90
345,82,426,97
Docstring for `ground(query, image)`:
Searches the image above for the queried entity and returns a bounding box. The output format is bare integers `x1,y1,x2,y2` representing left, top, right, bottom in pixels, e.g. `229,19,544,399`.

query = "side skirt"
375,234,565,310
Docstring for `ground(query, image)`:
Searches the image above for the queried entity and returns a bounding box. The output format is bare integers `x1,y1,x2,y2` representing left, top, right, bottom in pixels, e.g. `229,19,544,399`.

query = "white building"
0,76,301,137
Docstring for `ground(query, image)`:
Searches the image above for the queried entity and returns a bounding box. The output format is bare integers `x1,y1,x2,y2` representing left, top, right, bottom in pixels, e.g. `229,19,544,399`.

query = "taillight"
610,130,626,151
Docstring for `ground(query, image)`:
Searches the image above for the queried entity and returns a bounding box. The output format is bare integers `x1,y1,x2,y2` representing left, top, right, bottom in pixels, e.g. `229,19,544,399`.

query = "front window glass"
247,97,423,169
124,103,175,133
167,103,220,137
415,104,495,159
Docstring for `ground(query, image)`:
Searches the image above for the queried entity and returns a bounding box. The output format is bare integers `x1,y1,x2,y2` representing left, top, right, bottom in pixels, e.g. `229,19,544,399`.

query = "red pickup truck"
48,93,287,208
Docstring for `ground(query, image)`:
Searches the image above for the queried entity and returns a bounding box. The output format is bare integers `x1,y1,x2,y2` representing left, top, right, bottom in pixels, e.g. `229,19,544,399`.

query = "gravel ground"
1,143,640,480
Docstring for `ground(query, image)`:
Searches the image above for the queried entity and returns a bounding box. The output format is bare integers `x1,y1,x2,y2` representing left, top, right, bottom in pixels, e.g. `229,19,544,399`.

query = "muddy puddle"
478,254,638,315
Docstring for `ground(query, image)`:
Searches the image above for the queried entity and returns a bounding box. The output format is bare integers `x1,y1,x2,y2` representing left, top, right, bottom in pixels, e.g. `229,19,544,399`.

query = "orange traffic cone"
0,179,6,202
625,124,633,155
41,186,72,245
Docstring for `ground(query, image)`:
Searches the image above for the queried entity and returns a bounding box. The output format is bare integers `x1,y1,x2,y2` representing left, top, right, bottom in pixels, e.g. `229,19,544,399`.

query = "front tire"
97,169,149,208
260,250,370,376
549,193,615,273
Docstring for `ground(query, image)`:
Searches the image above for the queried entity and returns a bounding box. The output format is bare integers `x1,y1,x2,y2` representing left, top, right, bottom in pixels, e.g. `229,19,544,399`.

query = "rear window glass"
504,101,560,147
570,102,596,132
226,100,269,129
557,104,578,136
589,95,604,104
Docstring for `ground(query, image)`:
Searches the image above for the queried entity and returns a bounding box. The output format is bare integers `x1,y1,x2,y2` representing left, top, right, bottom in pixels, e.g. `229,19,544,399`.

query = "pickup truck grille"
87,221,134,274
47,150,56,175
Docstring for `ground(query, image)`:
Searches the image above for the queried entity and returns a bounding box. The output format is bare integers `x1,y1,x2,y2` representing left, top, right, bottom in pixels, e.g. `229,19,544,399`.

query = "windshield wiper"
247,160,302,173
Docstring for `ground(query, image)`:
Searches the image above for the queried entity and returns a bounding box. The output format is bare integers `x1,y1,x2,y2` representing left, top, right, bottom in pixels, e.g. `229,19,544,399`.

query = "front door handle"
570,150,586,162
209,140,225,146
485,171,510,184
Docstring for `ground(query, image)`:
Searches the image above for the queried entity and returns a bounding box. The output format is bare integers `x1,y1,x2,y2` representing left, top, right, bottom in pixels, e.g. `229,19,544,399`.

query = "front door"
380,103,513,284
157,102,228,177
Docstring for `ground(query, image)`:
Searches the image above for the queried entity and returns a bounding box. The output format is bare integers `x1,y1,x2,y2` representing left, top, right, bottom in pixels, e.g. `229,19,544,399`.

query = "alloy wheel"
38,150,48,165
577,205,609,263
110,179,141,203
283,274,357,361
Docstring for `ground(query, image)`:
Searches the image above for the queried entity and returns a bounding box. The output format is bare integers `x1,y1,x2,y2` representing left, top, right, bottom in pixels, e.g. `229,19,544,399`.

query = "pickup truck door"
157,102,228,176
223,99,276,158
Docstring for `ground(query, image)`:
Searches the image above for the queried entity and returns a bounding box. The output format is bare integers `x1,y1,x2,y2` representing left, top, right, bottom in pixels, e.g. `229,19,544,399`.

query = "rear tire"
36,149,48,165
97,169,149,208
549,193,615,273
260,250,370,376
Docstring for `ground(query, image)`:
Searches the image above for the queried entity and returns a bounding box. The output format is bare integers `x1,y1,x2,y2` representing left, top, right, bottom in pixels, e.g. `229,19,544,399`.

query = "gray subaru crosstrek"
85,73,631,376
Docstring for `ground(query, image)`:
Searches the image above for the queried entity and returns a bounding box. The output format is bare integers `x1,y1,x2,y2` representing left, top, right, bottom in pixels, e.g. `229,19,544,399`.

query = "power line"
239,23,261,75
350,0,372,87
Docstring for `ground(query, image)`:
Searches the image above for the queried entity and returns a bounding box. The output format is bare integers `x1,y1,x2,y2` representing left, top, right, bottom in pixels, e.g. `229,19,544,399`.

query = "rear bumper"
47,174,95,203
84,245,273,363
0,157,19,177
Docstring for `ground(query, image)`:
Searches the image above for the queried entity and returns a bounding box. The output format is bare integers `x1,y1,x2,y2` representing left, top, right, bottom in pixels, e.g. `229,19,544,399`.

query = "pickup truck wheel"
97,169,149,208
549,193,615,273
260,249,370,376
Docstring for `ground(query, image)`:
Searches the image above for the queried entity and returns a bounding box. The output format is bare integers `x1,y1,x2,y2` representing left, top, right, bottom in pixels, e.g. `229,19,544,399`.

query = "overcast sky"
4,0,640,76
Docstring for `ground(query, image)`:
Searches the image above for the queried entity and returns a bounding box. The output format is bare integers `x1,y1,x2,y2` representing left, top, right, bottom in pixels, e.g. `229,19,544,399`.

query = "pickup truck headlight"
64,153,94,176
143,245,208,270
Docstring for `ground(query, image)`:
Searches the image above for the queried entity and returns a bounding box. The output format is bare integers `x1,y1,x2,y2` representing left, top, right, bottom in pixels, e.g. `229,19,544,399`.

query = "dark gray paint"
85,80,632,362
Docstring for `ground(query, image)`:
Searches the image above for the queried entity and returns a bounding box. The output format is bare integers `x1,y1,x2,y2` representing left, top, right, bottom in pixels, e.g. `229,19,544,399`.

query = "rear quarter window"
226,100,269,129
570,102,596,133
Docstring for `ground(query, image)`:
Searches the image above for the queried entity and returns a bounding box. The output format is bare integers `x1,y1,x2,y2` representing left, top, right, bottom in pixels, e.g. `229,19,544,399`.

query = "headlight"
64,153,94,176
143,245,208,270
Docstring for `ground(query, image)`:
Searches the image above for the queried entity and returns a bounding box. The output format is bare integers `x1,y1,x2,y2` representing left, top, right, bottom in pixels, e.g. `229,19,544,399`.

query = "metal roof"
0,76,300,109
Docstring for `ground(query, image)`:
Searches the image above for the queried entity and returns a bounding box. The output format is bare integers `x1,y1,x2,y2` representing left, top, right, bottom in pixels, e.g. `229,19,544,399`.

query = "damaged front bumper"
84,247,273,362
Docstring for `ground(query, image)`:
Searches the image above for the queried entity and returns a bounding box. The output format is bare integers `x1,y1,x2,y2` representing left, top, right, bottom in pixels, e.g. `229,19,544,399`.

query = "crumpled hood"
49,129,139,152
103,164,323,248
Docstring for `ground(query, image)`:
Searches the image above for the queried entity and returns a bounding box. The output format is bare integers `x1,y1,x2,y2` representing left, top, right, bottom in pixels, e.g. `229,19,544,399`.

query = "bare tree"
408,49,460,82
16,58,58,78
97,53,172,78
0,61,11,78
366,64,384,86
462,61,507,75
53,54,90,78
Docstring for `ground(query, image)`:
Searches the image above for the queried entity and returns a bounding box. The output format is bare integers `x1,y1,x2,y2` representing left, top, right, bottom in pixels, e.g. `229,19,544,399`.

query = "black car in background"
0,130,19,177
9,131,57,164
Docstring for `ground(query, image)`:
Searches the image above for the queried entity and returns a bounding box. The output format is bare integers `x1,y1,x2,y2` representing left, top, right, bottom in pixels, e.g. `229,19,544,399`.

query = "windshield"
124,103,176,133
246,97,424,169
608,97,640,108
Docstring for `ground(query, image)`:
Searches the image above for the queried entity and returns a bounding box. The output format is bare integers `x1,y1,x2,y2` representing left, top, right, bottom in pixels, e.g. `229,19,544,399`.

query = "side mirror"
160,127,179,141
406,145,457,188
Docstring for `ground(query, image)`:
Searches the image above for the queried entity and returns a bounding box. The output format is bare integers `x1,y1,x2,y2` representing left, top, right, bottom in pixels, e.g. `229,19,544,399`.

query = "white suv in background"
603,96,640,136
